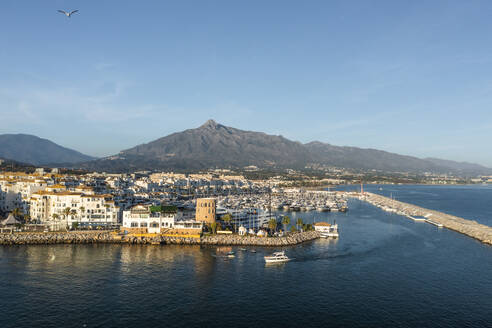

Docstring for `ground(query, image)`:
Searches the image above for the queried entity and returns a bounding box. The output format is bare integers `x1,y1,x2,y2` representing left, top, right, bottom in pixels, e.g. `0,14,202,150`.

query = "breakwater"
0,231,320,246
360,192,492,245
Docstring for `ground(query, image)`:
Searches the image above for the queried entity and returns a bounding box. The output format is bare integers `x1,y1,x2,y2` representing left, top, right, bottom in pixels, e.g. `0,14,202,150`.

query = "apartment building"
30,191,120,230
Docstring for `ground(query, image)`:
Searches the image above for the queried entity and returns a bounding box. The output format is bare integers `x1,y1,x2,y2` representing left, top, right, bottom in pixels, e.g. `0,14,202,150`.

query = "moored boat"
314,222,339,238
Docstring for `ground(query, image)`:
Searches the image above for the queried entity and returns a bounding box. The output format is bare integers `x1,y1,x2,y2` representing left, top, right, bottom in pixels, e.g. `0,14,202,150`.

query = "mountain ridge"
75,120,492,175
0,134,96,166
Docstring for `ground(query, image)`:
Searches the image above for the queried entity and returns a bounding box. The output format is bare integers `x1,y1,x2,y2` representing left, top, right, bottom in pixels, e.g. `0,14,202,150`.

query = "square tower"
195,198,216,223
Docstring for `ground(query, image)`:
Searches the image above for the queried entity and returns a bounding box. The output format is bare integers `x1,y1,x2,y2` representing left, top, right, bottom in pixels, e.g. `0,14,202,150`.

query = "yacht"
314,222,339,238
264,251,291,263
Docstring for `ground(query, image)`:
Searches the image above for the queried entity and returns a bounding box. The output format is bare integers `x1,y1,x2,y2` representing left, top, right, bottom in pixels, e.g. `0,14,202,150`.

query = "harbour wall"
359,192,492,245
0,231,320,246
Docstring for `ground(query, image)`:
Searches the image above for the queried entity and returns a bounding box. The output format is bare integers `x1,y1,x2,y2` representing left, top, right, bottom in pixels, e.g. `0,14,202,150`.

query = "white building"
0,177,47,213
30,191,120,230
122,204,203,234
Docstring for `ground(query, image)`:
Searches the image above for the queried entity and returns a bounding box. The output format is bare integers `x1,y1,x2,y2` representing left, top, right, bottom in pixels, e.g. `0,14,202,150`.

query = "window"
131,222,138,227
150,222,159,228
140,222,148,227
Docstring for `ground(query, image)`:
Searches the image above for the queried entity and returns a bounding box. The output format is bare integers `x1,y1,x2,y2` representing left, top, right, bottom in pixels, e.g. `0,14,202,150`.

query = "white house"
122,204,203,234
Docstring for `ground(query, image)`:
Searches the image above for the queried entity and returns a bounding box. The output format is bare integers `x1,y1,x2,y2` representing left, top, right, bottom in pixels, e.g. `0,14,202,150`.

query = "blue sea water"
338,184,492,226
1,185,492,328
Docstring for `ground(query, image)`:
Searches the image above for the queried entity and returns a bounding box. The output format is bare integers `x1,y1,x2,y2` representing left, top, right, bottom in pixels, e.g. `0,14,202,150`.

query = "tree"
79,206,85,224
281,215,291,234
296,218,304,231
70,209,77,229
210,222,217,234
268,218,277,234
63,207,72,231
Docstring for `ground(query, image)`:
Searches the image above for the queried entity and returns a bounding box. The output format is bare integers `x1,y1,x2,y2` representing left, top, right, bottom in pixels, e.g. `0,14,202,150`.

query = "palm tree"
268,218,277,234
79,206,85,224
210,222,217,234
281,215,290,234
70,209,77,229
296,218,304,231
63,207,72,231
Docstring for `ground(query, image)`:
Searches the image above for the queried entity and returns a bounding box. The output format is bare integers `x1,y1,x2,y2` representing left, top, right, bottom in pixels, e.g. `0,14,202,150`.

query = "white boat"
314,222,339,238
264,251,291,263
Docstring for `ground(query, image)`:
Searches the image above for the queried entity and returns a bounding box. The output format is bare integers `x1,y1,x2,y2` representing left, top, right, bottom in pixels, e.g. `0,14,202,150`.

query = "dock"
406,215,426,222
356,192,492,245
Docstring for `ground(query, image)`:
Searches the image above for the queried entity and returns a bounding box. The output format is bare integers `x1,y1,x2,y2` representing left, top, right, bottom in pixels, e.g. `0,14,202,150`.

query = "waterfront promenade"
360,192,492,245
0,230,320,246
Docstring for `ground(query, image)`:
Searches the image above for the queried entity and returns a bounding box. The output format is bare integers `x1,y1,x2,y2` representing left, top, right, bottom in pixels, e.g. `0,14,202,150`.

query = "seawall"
360,192,492,245
0,231,320,246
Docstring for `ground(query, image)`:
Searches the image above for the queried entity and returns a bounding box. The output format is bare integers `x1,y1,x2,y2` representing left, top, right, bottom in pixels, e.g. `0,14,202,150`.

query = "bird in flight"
58,10,79,18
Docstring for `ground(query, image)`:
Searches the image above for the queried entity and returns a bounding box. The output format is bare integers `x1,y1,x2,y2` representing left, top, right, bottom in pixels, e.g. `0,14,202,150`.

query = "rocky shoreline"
361,192,492,245
0,231,320,246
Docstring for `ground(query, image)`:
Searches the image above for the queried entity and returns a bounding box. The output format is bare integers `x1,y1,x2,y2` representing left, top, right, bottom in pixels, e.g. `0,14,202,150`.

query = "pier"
359,192,492,245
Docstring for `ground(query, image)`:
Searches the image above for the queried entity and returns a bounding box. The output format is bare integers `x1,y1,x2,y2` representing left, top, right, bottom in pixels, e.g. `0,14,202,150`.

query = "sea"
1,184,492,328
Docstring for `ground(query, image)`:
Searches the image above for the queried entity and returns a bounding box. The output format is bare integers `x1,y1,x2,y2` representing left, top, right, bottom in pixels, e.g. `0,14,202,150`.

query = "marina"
3,185,492,328
216,190,348,230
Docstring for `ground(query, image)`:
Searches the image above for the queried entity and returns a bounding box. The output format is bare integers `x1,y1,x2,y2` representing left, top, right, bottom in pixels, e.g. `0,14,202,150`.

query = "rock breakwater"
0,231,320,246
0,231,116,245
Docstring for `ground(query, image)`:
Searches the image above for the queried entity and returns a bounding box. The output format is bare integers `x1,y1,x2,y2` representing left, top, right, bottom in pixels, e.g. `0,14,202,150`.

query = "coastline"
359,192,492,245
0,231,321,246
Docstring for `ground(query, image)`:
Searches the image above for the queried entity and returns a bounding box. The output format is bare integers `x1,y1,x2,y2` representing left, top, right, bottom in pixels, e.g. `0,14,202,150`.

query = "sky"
1,1,492,167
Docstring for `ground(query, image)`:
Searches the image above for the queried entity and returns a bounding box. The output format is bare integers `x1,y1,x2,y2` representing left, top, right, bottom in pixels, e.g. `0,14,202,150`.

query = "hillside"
76,120,492,175
0,134,96,165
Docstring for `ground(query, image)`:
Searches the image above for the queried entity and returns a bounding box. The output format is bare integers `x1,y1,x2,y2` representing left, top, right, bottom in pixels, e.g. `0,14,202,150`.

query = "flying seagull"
58,10,79,18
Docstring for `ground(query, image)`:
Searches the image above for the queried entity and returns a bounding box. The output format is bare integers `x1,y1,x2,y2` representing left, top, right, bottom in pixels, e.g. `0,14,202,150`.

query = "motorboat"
264,251,291,263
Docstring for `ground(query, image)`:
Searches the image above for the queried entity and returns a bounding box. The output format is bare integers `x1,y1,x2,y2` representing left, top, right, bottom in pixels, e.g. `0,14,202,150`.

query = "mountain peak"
199,119,220,129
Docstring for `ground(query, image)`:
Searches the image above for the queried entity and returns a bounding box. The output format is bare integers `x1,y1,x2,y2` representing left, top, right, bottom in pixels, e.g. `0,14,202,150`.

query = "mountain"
80,120,313,171
77,120,492,175
0,134,96,165
424,158,492,175
304,141,443,172
0,157,35,171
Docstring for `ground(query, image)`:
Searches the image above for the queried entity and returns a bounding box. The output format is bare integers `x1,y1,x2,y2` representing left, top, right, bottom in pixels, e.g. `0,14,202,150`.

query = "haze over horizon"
1,1,492,166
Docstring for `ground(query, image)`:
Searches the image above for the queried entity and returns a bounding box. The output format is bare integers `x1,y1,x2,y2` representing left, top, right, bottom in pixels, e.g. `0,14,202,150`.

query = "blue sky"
1,1,492,166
